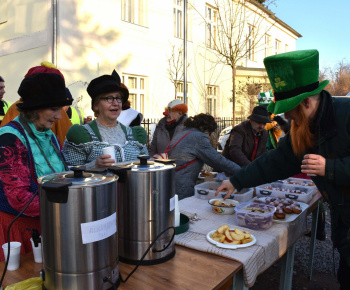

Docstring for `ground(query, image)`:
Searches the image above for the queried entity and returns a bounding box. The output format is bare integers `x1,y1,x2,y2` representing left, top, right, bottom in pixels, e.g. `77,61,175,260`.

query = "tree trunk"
232,66,236,125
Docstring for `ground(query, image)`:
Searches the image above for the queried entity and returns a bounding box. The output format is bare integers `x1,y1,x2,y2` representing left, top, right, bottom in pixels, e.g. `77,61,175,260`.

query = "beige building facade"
0,0,301,119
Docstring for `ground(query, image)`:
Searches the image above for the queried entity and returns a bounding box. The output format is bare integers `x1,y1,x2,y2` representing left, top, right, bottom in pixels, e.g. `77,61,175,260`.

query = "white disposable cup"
102,146,116,162
30,238,42,263
2,242,21,271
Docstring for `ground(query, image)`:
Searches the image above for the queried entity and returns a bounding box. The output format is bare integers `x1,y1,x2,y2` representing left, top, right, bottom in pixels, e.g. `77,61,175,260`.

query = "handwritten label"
81,212,117,244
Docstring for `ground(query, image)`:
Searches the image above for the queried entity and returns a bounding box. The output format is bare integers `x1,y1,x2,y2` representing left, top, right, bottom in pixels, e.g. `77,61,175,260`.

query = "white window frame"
122,74,147,115
174,0,183,38
0,0,8,24
173,0,191,40
121,0,148,27
176,81,190,102
247,25,256,61
264,34,272,57
285,44,289,53
275,39,281,55
206,85,218,117
205,5,217,49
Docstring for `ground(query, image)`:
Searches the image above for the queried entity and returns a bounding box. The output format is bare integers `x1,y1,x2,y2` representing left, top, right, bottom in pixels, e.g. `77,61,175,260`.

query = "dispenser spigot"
27,228,41,247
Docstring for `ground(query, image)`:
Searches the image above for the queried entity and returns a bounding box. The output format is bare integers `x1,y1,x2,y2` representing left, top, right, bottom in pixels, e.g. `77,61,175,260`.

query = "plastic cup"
102,146,116,162
2,242,21,271
30,238,42,263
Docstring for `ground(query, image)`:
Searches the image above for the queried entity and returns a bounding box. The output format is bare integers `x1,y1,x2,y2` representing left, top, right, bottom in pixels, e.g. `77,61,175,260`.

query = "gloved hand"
273,115,287,125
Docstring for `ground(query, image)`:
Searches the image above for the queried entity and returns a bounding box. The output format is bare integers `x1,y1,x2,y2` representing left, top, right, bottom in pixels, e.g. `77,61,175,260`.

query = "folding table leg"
231,269,248,290
308,200,320,280
279,243,296,290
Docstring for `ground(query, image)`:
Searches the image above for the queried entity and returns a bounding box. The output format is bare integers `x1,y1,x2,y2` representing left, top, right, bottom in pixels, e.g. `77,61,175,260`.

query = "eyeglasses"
102,96,123,104
164,107,179,113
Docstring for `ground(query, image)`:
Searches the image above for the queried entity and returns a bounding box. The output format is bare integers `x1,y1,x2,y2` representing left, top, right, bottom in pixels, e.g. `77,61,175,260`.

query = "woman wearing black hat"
63,71,148,168
0,69,72,261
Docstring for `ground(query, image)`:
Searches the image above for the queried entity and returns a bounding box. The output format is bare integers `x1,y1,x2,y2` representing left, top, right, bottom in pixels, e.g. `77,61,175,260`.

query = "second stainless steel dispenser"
111,155,176,265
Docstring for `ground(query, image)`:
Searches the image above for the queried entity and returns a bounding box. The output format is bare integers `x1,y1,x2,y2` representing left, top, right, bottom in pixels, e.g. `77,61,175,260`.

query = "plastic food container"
208,199,239,215
277,178,318,196
194,181,253,202
255,182,314,203
235,202,276,230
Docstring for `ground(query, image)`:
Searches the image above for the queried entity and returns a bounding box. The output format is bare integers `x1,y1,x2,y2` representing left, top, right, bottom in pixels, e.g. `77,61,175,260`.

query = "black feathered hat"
17,73,72,110
87,70,129,107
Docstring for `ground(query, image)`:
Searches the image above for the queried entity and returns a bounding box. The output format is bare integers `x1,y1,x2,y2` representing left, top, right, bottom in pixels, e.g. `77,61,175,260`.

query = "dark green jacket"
230,91,350,207
230,91,350,261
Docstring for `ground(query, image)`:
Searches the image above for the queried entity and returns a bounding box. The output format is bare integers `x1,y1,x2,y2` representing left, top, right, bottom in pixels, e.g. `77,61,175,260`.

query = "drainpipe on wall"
52,0,57,66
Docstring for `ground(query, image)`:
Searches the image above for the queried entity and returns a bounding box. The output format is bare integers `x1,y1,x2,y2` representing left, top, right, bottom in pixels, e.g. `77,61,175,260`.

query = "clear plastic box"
278,178,318,196
235,202,276,230
194,181,253,202
255,182,314,203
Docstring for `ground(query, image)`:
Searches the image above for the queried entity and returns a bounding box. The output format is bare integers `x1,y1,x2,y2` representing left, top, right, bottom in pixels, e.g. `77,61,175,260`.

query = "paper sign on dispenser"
81,212,117,244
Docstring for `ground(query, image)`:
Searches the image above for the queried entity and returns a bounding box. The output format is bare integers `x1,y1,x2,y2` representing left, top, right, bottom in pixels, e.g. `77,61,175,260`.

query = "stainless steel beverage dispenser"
110,156,176,265
38,167,119,290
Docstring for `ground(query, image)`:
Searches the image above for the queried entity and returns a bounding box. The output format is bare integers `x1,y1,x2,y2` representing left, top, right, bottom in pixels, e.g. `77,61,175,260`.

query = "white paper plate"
253,197,308,223
206,230,256,249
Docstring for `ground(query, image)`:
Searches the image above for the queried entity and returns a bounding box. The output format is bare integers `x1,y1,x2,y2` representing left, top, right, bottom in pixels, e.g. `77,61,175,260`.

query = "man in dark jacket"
221,105,270,167
216,49,350,289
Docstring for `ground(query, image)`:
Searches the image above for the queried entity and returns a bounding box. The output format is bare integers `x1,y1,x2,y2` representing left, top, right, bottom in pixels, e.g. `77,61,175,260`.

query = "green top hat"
257,91,274,105
263,49,329,115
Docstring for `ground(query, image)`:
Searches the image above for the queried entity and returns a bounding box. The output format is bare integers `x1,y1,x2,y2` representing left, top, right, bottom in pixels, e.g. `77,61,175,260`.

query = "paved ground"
251,204,340,290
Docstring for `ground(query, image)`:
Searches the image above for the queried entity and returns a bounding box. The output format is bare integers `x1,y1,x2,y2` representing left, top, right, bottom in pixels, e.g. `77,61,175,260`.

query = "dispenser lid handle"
138,155,150,166
71,165,86,178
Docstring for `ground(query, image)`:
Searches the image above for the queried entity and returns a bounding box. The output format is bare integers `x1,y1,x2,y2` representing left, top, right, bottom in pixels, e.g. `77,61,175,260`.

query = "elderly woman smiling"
63,70,148,168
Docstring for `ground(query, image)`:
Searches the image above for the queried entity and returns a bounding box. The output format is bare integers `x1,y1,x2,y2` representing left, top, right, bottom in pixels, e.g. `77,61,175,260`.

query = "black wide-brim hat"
247,105,272,124
87,70,129,104
17,73,72,110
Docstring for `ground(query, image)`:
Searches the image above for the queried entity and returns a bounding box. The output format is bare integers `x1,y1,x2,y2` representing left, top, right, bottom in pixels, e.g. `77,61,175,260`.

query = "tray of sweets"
255,182,313,203
277,178,318,196
251,197,308,223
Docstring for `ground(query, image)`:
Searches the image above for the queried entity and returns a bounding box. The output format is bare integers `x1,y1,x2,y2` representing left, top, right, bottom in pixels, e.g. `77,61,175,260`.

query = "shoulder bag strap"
164,131,194,154
19,116,68,171
163,130,198,171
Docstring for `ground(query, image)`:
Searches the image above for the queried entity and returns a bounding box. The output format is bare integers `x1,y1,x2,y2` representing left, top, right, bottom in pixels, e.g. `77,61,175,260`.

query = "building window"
207,85,218,117
0,0,7,24
122,74,147,114
121,0,147,26
173,0,191,40
173,0,183,38
275,39,281,55
247,25,256,61
205,5,217,49
264,34,272,57
285,44,289,53
176,81,190,102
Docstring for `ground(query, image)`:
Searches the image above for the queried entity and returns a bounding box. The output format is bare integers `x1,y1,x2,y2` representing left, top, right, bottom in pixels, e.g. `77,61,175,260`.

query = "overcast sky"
270,0,349,70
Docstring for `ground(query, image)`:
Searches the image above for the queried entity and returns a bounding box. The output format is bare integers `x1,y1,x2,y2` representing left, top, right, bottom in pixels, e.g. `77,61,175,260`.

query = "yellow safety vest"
0,100,11,122
70,107,84,125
